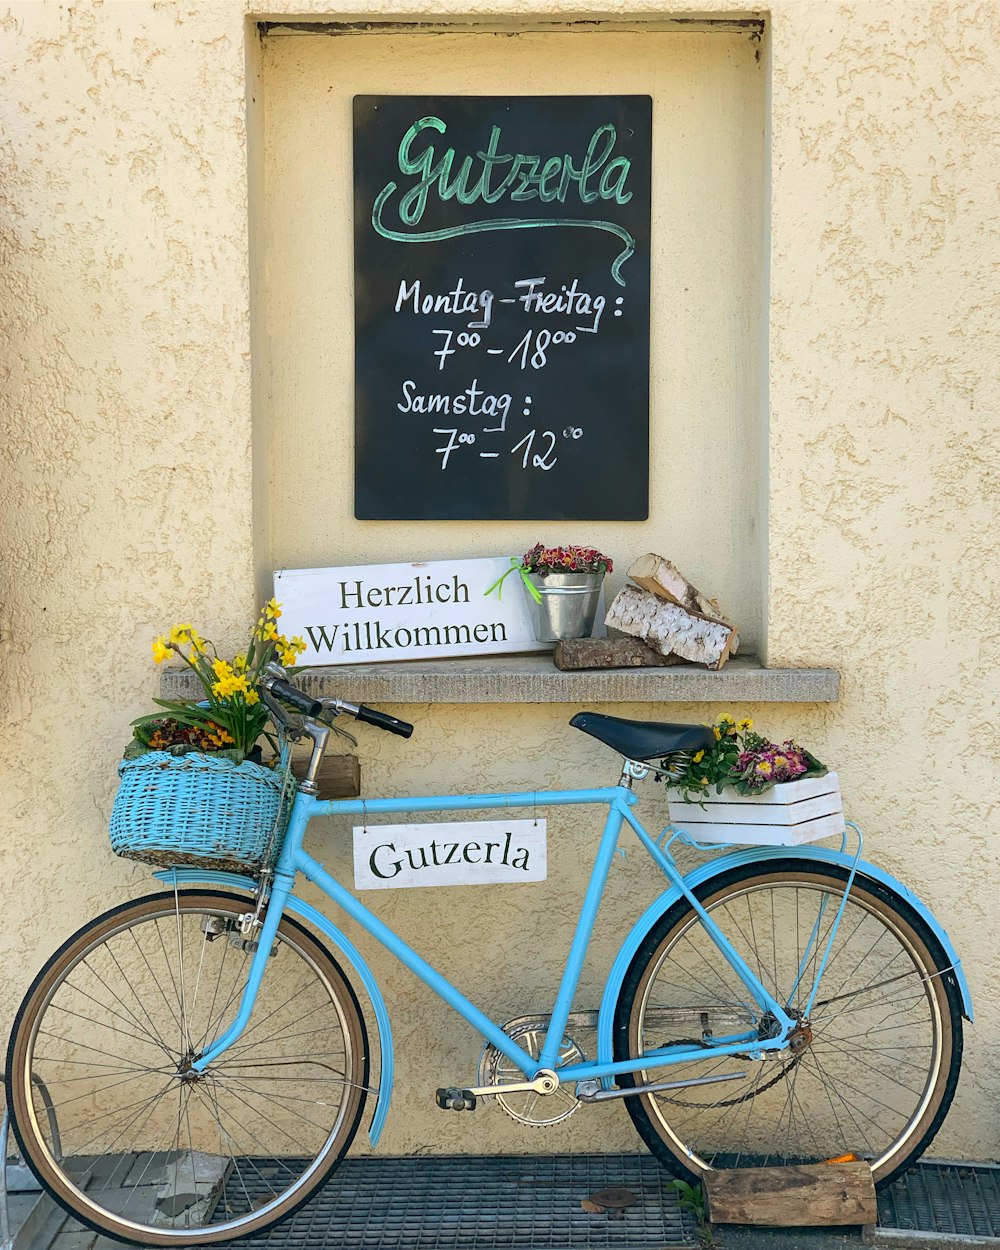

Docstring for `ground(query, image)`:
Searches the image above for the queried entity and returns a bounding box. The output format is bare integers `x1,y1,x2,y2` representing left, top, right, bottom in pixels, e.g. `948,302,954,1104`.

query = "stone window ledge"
161,653,838,705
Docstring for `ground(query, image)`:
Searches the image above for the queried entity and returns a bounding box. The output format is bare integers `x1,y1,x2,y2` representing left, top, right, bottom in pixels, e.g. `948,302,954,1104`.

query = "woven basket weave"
110,751,291,873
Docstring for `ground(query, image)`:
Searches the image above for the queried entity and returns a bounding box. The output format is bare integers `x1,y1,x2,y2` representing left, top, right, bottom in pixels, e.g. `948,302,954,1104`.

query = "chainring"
478,1021,585,1126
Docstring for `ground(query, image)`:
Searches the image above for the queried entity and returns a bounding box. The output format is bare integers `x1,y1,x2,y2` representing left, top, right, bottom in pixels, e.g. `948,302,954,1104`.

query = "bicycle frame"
191,777,805,1084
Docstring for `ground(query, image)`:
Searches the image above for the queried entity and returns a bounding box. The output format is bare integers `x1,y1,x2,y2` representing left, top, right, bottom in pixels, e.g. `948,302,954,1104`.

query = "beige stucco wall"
1,0,998,1164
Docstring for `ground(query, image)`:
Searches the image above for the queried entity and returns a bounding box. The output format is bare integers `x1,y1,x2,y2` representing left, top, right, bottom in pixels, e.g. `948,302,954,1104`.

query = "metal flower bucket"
524,572,605,643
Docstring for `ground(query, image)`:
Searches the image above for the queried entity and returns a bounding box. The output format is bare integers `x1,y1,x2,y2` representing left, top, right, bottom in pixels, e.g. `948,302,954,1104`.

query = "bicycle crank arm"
576,1071,746,1102
436,1068,558,1111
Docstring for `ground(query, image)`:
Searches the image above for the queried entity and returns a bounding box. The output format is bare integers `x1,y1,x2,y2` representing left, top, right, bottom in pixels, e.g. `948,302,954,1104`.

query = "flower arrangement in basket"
110,601,311,874
665,715,842,846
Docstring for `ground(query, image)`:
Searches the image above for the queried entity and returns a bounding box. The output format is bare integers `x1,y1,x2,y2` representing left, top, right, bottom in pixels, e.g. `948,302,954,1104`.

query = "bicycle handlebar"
260,666,414,739
354,704,414,739
268,677,323,718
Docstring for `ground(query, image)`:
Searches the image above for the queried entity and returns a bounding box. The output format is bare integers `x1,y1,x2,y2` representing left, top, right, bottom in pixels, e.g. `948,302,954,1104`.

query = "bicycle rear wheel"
613,860,963,1189
6,889,369,1246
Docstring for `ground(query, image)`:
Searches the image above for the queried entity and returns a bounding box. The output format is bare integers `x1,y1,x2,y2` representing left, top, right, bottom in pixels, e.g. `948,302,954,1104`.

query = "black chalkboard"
353,95,651,521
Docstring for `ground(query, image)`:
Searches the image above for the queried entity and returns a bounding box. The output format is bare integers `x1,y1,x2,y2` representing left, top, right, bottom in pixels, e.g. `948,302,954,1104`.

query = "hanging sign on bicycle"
353,818,547,889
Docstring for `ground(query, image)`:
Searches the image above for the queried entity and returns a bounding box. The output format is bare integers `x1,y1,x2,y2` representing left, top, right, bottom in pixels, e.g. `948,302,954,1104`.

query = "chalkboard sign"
353,95,652,521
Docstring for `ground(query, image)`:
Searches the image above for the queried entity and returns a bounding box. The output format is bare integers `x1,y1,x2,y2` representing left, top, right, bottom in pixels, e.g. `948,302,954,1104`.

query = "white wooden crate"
666,772,844,846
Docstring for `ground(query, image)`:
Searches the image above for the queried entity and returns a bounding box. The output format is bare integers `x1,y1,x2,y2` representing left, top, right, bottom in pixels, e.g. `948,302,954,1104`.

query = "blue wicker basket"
110,752,292,873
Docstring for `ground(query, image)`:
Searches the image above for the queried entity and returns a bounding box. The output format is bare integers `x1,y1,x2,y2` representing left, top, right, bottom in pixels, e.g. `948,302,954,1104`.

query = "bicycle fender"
595,845,973,1079
152,868,394,1146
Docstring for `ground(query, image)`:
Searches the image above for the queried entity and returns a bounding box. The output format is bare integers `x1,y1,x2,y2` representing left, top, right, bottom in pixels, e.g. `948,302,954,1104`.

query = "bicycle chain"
645,1038,803,1109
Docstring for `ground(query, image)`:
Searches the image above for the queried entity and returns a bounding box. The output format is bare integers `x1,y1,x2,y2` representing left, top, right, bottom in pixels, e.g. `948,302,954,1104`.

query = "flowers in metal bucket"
671,714,827,801
128,600,307,763
521,543,614,577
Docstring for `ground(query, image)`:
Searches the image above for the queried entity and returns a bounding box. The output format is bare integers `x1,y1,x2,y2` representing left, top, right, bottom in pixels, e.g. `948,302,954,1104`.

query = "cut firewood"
553,637,685,670
627,553,738,648
605,585,738,669
704,1162,877,1226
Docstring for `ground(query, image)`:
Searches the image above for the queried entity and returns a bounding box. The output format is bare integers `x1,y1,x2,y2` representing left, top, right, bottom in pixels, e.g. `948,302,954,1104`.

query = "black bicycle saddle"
570,711,714,761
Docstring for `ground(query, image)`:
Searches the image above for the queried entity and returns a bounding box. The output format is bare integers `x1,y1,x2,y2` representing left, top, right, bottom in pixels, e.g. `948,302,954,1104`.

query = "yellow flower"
233,653,247,673
265,598,282,619
718,713,735,725
757,760,773,774
212,673,248,699
693,750,705,763
261,621,279,642
700,777,709,786
278,647,297,668
713,726,722,740
291,635,307,654
737,718,753,732
152,636,171,664
188,630,206,654
169,624,194,645
213,658,234,680
245,689,260,705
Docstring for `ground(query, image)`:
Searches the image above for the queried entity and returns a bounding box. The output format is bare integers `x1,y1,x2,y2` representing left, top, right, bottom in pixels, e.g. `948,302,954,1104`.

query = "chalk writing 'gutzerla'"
389,117,633,226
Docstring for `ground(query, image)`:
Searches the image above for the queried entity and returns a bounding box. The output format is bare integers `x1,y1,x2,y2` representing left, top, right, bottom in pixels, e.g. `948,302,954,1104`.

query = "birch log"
605,585,738,669
628,553,738,642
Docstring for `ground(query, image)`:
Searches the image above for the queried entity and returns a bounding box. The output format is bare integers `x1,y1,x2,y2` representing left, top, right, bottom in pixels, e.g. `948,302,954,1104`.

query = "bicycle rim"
614,863,962,1187
6,890,368,1246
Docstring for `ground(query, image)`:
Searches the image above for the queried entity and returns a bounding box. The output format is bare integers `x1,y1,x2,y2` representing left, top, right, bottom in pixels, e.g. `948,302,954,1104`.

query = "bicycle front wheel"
6,889,369,1246
613,861,963,1189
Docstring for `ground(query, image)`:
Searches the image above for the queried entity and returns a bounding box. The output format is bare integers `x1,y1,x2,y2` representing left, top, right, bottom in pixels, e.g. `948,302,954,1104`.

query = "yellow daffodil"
291,636,307,654
213,658,234,680
233,653,247,673
261,621,279,642
151,636,171,664
169,624,194,645
265,598,282,619
245,689,260,706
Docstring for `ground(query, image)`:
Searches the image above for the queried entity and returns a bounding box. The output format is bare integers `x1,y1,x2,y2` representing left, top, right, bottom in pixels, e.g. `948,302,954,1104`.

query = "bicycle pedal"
435,1086,477,1111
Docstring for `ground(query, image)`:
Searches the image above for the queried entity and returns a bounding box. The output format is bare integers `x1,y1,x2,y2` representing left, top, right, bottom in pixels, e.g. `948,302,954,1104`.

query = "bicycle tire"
612,860,963,1189
6,889,369,1246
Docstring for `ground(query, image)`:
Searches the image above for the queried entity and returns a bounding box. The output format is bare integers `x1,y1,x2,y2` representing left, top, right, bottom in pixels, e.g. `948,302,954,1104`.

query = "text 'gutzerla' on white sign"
353,820,547,890
275,557,548,665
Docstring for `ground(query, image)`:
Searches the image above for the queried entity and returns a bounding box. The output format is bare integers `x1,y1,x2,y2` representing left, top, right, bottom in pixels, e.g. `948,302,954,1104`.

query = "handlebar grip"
269,678,323,717
356,705,414,738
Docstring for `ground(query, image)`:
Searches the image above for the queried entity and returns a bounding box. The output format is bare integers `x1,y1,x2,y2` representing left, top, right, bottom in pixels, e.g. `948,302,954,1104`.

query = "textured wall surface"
0,0,997,1164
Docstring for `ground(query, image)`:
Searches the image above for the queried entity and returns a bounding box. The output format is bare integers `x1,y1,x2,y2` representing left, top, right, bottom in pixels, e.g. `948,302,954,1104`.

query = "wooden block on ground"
704,1163,877,1227
553,638,685,670
290,753,361,799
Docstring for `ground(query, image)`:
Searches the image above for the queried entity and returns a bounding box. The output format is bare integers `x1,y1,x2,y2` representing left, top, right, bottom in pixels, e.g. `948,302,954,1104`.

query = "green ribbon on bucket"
484,557,543,604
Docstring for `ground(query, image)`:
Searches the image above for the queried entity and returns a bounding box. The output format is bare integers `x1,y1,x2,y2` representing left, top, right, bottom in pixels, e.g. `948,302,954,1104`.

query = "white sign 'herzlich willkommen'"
274,557,546,665
353,819,547,890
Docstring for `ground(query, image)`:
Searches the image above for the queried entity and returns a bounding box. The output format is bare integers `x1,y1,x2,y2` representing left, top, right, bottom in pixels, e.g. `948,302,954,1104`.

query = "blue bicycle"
5,666,970,1245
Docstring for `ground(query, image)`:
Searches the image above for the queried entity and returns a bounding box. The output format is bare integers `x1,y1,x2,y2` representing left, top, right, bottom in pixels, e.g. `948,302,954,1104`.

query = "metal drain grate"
226,1153,695,1249
877,1162,1000,1242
